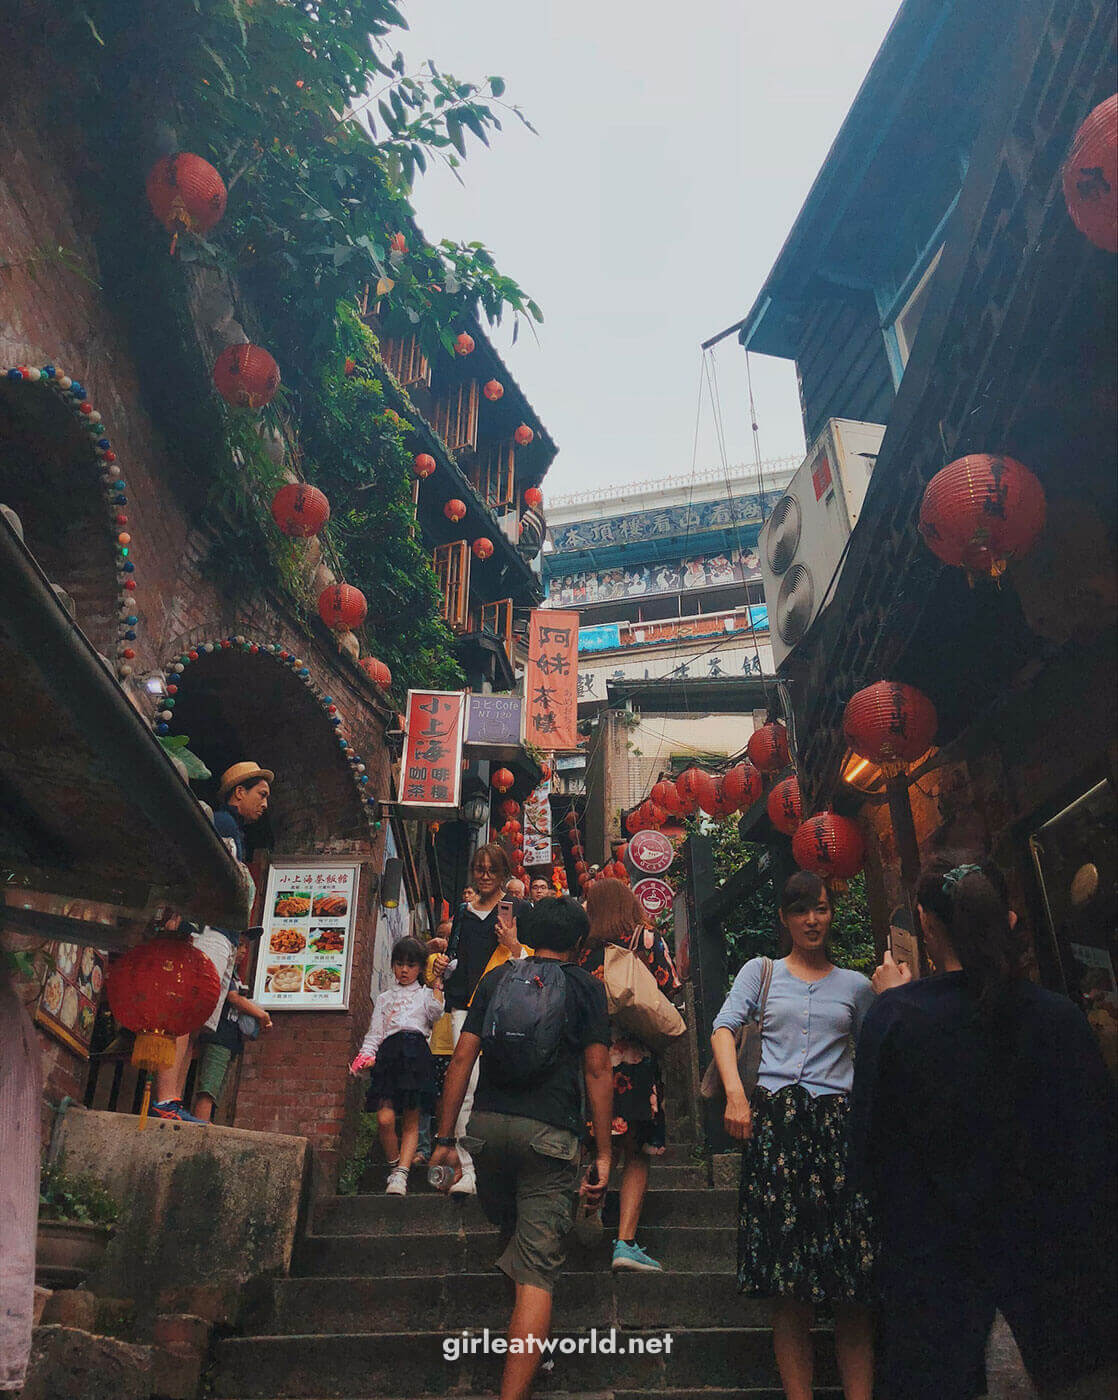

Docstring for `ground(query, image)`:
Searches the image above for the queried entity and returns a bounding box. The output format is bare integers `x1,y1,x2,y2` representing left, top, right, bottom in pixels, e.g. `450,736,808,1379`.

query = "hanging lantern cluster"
271,482,330,538
318,583,368,631
4,364,139,681
146,154,227,254
746,721,790,773
843,681,937,777
1062,94,1117,253
155,637,384,830
918,454,1045,581
213,344,281,410
792,812,864,892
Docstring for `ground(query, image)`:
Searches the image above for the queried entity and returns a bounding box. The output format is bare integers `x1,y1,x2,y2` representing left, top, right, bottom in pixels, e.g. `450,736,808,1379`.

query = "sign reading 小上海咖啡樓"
399,690,467,815
253,860,360,1010
633,877,675,918
628,829,675,876
525,610,578,750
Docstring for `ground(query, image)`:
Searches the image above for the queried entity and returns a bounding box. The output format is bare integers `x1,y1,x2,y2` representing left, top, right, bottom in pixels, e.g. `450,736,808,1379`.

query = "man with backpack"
430,897,613,1400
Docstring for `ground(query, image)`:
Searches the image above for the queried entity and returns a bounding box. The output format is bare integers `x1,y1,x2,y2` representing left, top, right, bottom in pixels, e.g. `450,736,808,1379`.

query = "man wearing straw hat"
151,762,273,1122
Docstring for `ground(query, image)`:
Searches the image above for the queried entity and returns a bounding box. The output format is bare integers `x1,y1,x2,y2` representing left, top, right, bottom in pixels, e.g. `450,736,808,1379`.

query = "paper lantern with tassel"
213,344,280,410
271,483,330,538
146,154,227,253
359,657,392,689
483,379,504,401
767,776,803,835
843,681,938,777
746,721,790,773
918,455,1046,581
318,584,368,630
444,498,467,523
721,762,762,812
792,812,864,892
492,767,514,794
514,424,534,447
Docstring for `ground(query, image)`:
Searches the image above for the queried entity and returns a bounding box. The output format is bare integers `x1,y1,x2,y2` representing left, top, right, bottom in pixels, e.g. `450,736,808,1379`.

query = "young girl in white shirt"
350,936,444,1196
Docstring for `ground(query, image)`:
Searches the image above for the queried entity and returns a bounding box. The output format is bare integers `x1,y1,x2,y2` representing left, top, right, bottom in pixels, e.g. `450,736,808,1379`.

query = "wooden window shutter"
431,381,480,454
433,541,470,632
479,598,513,662
381,335,431,390
471,440,516,510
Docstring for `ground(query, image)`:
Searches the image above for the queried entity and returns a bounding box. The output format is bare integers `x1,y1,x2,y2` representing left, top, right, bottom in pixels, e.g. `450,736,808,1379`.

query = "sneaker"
385,1168,408,1196
151,1099,209,1124
611,1239,662,1273
449,1165,476,1196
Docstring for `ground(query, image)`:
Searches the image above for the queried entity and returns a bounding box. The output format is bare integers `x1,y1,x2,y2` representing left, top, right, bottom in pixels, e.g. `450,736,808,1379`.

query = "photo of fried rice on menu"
274,890,311,918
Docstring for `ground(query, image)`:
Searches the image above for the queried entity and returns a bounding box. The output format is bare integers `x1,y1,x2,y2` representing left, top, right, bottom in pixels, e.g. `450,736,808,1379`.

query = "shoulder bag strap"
757,956,775,1031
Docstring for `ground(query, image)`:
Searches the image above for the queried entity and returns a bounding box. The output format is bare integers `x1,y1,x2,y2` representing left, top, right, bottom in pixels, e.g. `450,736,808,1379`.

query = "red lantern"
613,841,629,864
483,379,504,402
107,937,221,1075
500,799,520,819
390,232,408,254
360,657,392,689
767,776,803,835
503,819,522,837
721,762,762,812
611,861,628,880
1062,94,1117,252
444,499,467,523
492,767,514,794
650,779,683,816
318,584,368,630
575,859,588,875
270,483,330,538
675,767,705,814
918,455,1046,580
565,811,578,827
646,801,667,827
694,771,721,816
413,453,436,479
514,424,534,447
472,538,494,560
146,154,227,252
843,681,938,777
212,344,281,410
455,332,475,356
747,722,790,774
792,812,864,890
624,809,642,835
524,486,544,510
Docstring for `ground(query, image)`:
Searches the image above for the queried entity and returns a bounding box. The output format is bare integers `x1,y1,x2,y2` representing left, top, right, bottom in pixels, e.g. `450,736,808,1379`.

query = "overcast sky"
398,0,902,498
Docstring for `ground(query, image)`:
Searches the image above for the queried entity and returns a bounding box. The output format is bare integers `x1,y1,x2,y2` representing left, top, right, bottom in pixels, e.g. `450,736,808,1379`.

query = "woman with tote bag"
577,879,685,1273
710,871,875,1400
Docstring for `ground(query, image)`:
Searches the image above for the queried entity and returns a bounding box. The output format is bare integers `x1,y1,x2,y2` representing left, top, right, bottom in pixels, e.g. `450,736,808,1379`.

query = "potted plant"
37,1157,120,1289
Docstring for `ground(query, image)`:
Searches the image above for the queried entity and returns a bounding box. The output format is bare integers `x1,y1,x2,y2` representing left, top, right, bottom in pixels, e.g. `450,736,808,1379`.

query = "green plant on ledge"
40,1157,121,1227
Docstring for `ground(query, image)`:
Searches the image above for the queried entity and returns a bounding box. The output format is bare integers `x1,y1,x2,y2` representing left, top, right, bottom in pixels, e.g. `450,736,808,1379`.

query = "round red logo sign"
633,877,674,917
628,829,674,875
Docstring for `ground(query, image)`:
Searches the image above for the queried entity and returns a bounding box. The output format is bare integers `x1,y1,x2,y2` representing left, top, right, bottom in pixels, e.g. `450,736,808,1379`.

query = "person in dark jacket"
852,855,1117,1400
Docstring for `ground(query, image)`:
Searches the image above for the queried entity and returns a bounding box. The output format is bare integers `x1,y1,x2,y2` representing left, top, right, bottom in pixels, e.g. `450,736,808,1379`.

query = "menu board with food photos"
36,941,106,1058
253,861,360,1010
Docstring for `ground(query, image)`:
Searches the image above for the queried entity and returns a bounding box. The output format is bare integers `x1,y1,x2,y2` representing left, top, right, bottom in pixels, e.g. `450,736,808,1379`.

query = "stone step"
267,1272,769,1335
314,1188,734,1236
295,1225,736,1278
218,1393,842,1400
353,1161,709,1196
212,1326,839,1397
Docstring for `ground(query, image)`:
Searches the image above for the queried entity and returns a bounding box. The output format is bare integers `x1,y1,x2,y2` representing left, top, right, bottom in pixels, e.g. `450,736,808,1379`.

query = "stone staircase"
211,1142,844,1400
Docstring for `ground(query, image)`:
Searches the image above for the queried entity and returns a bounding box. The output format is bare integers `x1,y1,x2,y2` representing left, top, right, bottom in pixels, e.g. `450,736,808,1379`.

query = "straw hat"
218,761,274,802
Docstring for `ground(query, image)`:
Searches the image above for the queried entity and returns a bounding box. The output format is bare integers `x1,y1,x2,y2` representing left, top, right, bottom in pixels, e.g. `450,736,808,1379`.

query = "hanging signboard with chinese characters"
399,690,467,815
253,860,360,1010
525,610,578,750
522,779,552,866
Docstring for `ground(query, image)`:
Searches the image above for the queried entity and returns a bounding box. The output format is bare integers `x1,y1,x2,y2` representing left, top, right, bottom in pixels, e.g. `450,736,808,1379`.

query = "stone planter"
35,1220,113,1290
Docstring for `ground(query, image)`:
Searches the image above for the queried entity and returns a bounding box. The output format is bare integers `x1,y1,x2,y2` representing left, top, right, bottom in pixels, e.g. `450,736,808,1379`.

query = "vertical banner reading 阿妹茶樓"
398,690,467,814
522,780,552,867
525,610,578,750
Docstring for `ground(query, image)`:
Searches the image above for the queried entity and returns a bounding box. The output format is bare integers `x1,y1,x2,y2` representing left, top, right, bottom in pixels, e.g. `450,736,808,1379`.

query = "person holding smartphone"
432,843,530,1195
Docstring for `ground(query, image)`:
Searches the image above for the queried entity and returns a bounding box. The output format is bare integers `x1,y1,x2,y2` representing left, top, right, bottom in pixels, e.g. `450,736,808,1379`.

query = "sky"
397,0,903,498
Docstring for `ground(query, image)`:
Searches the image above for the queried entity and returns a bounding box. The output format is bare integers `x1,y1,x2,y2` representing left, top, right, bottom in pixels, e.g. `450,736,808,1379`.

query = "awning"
0,515,245,946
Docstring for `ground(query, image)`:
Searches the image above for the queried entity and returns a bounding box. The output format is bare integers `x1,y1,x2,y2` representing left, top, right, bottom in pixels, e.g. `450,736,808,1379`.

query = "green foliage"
337,1111,380,1196
39,1157,121,1226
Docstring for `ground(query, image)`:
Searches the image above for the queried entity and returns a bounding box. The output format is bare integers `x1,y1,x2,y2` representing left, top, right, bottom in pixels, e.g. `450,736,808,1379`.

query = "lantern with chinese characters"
514,424,534,447
524,486,544,510
792,812,864,891
213,344,281,410
767,776,803,835
318,584,368,630
107,937,221,1124
146,154,227,253
413,452,436,479
500,799,520,819
843,681,938,777
455,332,475,356
694,771,721,817
675,767,706,814
1062,94,1117,252
721,761,762,812
483,379,504,402
651,778,684,816
492,767,514,794
918,455,1046,580
747,721,790,773
360,657,392,689
271,483,330,538
472,538,494,561
444,499,467,523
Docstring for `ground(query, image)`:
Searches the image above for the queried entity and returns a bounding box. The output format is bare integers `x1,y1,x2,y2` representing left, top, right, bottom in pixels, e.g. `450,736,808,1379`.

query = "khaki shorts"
466,1111,581,1294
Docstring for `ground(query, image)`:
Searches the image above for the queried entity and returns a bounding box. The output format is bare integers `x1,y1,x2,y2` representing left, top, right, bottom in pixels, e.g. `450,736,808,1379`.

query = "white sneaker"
385,1168,408,1196
449,1165,476,1196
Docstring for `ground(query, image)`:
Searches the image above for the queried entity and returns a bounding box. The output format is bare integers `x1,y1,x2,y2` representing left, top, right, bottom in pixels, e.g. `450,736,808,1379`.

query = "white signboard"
633,877,675,918
523,779,552,866
628,830,675,876
576,639,774,703
253,860,360,1010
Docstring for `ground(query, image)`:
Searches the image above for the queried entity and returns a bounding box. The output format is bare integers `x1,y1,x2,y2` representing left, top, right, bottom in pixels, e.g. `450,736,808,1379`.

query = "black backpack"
480,958,569,1088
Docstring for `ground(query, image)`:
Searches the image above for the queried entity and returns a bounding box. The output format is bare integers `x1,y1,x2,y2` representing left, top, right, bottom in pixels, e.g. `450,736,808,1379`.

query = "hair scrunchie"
942,863,983,895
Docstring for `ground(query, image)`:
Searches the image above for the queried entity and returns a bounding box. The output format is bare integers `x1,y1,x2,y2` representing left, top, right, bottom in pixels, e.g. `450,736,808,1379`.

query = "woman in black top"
852,856,1117,1400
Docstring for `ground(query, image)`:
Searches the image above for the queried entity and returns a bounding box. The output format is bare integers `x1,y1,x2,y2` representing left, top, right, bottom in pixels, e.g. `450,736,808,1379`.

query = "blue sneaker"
151,1099,209,1124
611,1239,662,1272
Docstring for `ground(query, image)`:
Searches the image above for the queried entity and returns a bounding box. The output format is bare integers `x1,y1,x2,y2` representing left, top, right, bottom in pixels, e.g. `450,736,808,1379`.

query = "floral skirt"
365,1031,435,1115
737,1084,874,1306
584,1030,668,1155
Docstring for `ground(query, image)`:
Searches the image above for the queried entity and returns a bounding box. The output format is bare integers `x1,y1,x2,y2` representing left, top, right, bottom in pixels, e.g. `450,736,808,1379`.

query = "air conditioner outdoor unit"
758,418,886,668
